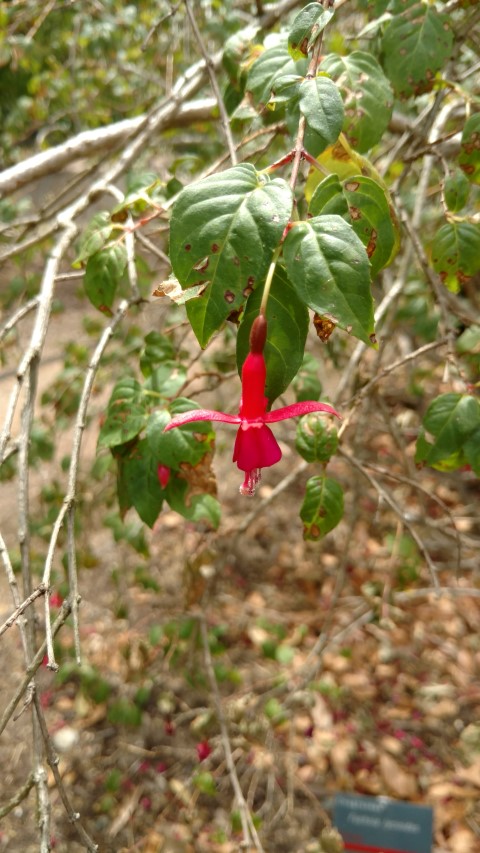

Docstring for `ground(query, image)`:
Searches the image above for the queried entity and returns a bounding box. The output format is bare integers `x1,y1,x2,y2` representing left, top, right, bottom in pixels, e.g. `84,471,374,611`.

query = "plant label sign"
333,793,433,853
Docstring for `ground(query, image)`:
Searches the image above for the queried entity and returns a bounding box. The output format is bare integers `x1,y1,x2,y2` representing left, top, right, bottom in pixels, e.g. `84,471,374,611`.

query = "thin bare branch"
0,772,35,820
185,0,237,165
199,614,265,852
0,583,48,639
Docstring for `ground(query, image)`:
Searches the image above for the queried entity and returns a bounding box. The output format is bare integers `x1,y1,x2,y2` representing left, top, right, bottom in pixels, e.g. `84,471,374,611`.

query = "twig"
361,461,463,574
0,772,35,819
0,98,216,200
340,448,441,592
0,600,72,737
0,583,48,639
0,297,40,345
184,0,237,165
349,338,448,406
199,614,265,852
41,296,135,667
32,692,99,852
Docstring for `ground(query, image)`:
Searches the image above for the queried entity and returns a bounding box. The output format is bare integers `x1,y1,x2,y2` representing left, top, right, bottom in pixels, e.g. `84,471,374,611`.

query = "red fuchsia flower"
163,315,341,496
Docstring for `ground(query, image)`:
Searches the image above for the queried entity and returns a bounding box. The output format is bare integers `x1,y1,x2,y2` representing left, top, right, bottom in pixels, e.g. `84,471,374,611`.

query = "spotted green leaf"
170,164,293,347
146,400,214,470
98,377,147,448
74,211,114,265
166,481,221,530
117,438,165,527
464,427,480,476
319,52,393,152
288,3,335,61
297,76,344,152
236,266,309,403
300,476,344,540
309,174,399,276
84,244,127,315
283,214,375,345
307,174,349,217
458,113,480,184
382,4,453,98
293,353,323,403
296,414,338,464
444,169,470,212
415,393,480,469
431,221,480,292
246,42,306,105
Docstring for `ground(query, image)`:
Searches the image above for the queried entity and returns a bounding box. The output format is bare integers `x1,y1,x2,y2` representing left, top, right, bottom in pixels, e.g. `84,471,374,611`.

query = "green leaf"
300,476,344,540
464,426,480,476
382,4,453,98
140,331,175,377
84,244,127,315
458,113,480,184
144,364,187,399
309,175,399,276
117,438,165,528
444,169,470,212
320,52,393,152
341,176,399,276
166,478,221,530
264,697,287,724
247,42,306,104
431,222,480,292
415,393,480,468
283,214,375,345
223,25,257,83
296,414,338,463
74,211,114,265
107,698,142,727
99,377,147,448
236,266,309,403
456,324,480,365
297,76,344,152
193,771,216,796
170,164,293,347
292,353,322,403
146,403,214,470
288,4,335,60
308,174,349,217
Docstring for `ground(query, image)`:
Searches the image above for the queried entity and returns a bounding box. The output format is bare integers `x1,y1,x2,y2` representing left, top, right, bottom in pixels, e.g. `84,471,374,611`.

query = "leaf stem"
260,244,283,316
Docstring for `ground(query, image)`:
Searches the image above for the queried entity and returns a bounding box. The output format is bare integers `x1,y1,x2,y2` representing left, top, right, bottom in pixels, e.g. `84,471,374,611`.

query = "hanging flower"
163,316,340,496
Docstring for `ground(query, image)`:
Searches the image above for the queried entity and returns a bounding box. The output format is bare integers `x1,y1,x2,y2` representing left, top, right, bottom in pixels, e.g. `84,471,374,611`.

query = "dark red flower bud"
249,314,268,354
196,740,212,761
157,464,170,489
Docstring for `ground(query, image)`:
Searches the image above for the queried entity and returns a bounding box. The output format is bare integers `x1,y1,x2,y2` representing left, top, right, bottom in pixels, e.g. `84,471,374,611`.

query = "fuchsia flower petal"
264,400,341,423
164,409,240,431
233,423,282,471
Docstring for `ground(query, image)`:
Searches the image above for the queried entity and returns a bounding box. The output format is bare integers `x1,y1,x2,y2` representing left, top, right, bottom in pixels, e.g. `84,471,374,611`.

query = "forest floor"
0,294,479,853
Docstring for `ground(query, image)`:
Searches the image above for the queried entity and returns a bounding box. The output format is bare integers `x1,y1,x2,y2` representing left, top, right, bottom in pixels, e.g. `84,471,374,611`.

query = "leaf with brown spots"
309,174,400,277
431,222,480,293
320,51,393,153
382,4,453,98
169,163,292,347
